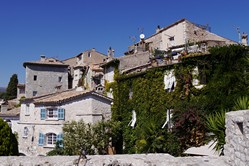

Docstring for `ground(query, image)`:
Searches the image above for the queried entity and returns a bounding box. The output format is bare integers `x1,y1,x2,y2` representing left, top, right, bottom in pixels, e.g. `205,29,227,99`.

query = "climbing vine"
109,45,249,156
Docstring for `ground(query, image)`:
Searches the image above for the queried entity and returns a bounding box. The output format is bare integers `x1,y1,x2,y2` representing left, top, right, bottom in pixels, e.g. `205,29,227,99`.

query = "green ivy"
110,45,249,156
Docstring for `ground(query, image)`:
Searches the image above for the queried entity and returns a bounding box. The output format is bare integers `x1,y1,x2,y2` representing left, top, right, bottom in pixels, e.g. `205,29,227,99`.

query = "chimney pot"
40,55,46,62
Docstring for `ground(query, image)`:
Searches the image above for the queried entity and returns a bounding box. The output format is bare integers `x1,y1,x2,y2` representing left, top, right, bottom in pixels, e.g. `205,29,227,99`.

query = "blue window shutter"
38,133,44,146
58,108,65,120
40,108,46,120
56,133,63,147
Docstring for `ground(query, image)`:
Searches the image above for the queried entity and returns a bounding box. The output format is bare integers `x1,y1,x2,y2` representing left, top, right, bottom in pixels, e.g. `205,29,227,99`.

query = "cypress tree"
6,74,18,100
0,118,19,156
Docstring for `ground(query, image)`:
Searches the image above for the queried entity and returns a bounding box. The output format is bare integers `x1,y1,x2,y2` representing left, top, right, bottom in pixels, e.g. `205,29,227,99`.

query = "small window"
46,133,57,145
58,76,62,82
88,52,91,57
33,91,37,96
169,36,174,41
34,75,37,81
23,127,29,138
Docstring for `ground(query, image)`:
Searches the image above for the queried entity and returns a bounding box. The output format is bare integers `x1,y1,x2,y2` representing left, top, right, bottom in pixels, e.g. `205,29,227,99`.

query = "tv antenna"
138,27,144,34
129,36,136,44
138,27,145,40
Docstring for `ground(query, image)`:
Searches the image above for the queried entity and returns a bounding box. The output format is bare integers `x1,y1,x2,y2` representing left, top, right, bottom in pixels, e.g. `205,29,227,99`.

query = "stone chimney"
241,32,248,46
156,25,161,33
91,48,96,52
40,55,46,62
108,47,115,58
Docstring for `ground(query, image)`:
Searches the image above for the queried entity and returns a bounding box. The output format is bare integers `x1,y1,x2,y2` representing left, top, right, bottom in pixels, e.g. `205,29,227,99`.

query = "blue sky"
0,0,248,87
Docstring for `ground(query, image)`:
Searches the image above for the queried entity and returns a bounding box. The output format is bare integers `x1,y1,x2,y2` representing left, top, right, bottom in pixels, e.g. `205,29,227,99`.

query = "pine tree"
0,118,19,156
6,74,18,100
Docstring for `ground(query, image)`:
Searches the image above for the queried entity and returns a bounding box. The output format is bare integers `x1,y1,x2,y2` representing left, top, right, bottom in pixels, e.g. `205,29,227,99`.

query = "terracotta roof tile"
29,88,112,105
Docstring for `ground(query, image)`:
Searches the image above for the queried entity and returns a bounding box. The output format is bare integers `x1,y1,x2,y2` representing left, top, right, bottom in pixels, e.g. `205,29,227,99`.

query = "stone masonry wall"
224,110,249,166
0,154,228,166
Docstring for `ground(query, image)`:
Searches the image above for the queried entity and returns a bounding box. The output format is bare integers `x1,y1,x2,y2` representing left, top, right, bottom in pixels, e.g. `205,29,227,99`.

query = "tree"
206,96,249,156
6,74,18,100
62,120,121,155
205,110,226,155
0,118,19,156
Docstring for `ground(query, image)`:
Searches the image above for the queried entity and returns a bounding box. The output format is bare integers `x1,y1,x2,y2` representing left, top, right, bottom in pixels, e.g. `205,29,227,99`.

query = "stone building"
12,87,112,156
17,84,25,99
63,48,108,91
127,18,237,55
23,56,69,98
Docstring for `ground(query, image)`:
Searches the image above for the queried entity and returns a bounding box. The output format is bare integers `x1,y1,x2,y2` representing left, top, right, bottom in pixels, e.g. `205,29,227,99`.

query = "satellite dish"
140,34,145,39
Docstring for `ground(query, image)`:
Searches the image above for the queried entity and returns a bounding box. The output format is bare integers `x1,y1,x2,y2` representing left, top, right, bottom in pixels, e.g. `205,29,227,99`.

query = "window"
38,133,63,147
58,76,62,82
34,75,37,81
88,52,91,57
164,70,176,92
25,104,30,115
47,108,58,119
198,65,207,84
23,127,29,138
33,91,37,96
169,36,174,41
46,133,57,145
40,108,65,120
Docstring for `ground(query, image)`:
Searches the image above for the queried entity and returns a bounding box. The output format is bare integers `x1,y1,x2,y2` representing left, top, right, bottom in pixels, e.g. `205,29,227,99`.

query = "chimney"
91,48,96,52
241,32,248,46
108,47,115,58
40,55,46,62
156,25,161,33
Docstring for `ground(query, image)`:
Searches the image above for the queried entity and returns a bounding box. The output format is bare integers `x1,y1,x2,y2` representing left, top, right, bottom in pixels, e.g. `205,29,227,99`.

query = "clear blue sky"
0,0,248,87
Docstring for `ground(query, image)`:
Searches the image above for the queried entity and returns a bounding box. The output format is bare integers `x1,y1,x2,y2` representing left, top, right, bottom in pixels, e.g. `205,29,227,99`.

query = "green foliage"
233,96,249,110
173,101,206,151
6,74,18,100
46,141,65,156
0,118,19,156
205,110,226,155
111,45,249,155
135,117,181,156
112,67,182,155
63,120,121,155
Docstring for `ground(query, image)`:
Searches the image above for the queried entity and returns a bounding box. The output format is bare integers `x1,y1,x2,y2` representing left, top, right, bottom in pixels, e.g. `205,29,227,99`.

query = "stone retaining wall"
224,110,249,166
0,154,228,166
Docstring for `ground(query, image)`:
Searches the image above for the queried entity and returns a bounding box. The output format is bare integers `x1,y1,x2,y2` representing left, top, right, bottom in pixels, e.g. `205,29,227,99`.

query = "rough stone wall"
224,110,249,166
118,51,150,71
25,65,68,98
0,154,228,166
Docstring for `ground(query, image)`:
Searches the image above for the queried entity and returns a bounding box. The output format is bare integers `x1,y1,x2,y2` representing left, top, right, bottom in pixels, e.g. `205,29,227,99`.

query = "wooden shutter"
38,133,44,146
40,108,46,120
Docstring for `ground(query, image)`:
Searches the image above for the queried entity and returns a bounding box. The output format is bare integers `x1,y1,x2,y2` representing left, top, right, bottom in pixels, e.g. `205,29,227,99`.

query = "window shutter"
58,108,65,120
38,133,44,146
56,133,63,147
40,108,46,120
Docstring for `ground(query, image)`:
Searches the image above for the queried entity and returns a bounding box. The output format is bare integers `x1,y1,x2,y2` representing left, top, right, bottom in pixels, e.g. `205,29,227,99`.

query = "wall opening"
237,122,243,134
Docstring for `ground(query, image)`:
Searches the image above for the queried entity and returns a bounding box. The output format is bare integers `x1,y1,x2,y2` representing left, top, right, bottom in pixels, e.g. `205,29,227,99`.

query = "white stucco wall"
161,21,185,50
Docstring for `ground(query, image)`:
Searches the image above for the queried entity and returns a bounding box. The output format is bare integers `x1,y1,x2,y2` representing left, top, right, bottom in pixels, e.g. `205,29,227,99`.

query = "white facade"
12,90,112,156
144,19,236,52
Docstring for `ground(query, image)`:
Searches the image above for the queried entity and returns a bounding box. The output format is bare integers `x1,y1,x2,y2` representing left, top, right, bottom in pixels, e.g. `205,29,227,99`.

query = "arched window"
46,133,57,145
